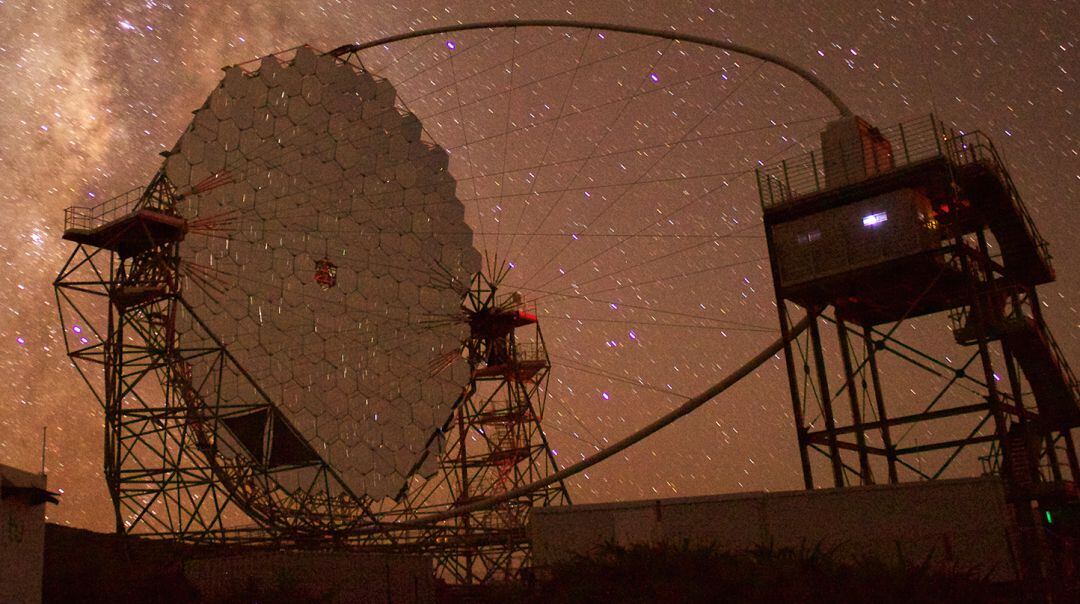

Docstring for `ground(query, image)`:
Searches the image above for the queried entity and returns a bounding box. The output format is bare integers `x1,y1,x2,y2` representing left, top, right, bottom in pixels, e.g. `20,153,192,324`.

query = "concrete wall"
530,477,1020,581
0,465,49,604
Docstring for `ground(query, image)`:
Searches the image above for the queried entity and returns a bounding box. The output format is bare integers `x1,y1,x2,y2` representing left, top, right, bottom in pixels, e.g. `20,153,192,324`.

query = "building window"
862,211,888,227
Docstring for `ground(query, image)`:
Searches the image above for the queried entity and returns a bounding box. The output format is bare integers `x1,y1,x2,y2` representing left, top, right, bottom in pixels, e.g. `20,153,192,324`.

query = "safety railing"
943,129,1052,271
757,114,1053,275
947,282,1033,339
1037,317,1080,406
949,282,1078,405
756,114,945,209
510,303,549,364
513,339,548,365
64,172,179,234
63,187,145,233
979,440,1002,477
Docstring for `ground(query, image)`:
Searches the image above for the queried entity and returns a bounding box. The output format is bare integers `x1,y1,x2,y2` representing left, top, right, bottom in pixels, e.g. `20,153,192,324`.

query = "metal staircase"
948,131,1055,285
951,285,1079,428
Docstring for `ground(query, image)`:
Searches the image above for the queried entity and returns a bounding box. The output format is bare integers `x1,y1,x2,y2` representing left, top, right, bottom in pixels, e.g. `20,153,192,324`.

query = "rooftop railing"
756,113,1052,273
63,172,180,234
756,114,945,210
944,129,1052,270
63,187,145,233
1041,320,1080,407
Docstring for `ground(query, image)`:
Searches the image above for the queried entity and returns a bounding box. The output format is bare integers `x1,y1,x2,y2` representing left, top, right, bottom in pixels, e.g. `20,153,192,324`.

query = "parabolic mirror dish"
164,46,480,501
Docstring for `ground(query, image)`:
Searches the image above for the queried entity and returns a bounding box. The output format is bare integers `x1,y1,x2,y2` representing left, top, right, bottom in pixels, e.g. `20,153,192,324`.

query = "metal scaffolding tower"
758,113,1078,578
399,269,570,584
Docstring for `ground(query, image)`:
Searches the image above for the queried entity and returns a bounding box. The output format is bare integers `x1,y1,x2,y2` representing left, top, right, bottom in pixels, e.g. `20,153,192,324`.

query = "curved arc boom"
331,19,853,117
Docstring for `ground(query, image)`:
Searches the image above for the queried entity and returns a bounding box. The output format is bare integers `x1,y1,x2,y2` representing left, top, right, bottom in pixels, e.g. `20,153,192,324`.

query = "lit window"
797,230,822,244
862,211,888,227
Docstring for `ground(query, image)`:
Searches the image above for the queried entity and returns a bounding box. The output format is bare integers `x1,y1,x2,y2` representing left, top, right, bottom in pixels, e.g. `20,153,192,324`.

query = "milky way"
0,1,1076,531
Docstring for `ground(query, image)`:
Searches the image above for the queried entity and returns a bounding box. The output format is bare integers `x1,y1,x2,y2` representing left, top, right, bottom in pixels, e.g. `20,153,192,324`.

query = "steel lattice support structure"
56,176,385,540
55,175,244,537
761,113,1079,580
397,269,569,584
54,178,567,585
775,299,1079,489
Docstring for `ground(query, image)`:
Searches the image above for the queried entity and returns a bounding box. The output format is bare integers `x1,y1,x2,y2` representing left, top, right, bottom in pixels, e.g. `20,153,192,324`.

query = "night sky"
1,1,1076,532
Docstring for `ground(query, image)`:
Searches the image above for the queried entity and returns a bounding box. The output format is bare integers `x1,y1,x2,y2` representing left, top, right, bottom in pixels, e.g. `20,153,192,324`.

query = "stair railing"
946,131,1053,271
1033,316,1080,403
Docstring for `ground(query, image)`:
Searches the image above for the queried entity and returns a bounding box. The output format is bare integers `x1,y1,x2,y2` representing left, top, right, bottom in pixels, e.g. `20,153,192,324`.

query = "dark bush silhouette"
469,542,1028,604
